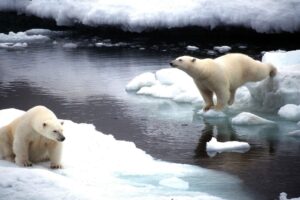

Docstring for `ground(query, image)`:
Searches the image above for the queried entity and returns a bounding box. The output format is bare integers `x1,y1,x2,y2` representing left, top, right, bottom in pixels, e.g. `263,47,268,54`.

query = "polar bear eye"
178,59,182,62
53,130,58,133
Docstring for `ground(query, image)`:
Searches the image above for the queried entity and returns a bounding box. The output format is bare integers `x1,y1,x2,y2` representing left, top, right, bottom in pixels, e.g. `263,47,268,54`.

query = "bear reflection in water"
194,119,279,159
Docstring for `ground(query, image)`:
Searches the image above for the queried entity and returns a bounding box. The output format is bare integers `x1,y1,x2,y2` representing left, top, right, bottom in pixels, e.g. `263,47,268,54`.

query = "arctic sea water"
0,31,300,200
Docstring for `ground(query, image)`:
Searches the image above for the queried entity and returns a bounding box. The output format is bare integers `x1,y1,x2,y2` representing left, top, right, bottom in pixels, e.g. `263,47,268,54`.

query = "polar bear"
0,105,65,168
170,53,277,111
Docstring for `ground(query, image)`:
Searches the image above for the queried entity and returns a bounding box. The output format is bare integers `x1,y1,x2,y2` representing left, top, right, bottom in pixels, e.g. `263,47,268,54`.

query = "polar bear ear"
43,123,47,128
191,58,196,63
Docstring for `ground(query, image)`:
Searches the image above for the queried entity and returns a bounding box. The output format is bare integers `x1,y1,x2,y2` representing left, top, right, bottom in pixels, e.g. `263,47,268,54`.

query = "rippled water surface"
1,41,300,200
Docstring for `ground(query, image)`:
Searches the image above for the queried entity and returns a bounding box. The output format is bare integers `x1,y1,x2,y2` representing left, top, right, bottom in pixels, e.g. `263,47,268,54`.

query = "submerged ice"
0,0,299,33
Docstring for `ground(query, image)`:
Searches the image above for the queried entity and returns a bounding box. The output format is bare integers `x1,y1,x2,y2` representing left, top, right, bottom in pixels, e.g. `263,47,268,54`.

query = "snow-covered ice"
206,137,250,157
126,68,202,104
232,112,274,125
278,104,300,121
0,42,28,49
0,0,299,33
247,50,300,110
62,43,78,49
0,108,249,200
0,31,50,43
186,45,199,51
213,46,232,53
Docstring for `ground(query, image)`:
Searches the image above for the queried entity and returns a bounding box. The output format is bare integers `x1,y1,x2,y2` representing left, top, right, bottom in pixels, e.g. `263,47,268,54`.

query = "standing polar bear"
170,53,277,111
0,105,65,168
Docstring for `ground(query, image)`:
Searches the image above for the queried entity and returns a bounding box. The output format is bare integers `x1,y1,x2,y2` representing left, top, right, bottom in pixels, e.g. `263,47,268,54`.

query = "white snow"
278,104,300,121
186,45,199,51
206,137,250,157
213,46,232,53
231,112,274,125
0,0,299,33
125,72,157,91
0,108,247,200
0,31,50,43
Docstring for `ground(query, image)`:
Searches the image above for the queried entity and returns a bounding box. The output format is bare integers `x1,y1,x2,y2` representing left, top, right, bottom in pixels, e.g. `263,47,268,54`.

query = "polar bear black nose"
170,62,174,67
57,135,65,142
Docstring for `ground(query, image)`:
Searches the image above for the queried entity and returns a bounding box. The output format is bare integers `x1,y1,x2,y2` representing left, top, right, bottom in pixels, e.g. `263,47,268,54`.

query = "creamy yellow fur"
0,105,64,168
170,53,277,111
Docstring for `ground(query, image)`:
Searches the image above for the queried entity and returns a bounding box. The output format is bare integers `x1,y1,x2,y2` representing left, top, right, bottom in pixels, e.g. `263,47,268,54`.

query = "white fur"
170,53,277,111
0,105,64,168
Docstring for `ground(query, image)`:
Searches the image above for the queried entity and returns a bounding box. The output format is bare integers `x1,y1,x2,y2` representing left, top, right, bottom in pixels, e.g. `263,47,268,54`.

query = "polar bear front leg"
213,87,230,111
13,136,32,167
48,143,63,169
228,89,236,105
198,86,214,111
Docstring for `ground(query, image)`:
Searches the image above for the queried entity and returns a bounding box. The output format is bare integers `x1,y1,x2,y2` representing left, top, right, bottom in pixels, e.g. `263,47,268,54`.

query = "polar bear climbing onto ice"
170,53,277,111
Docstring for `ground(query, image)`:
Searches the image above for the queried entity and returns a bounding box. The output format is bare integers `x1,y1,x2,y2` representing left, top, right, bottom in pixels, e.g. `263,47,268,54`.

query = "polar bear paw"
50,163,63,169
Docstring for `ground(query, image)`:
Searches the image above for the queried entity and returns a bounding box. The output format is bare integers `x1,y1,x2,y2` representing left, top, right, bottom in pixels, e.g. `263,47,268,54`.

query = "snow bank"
0,31,50,43
0,108,247,200
278,104,300,121
0,0,299,33
232,112,274,125
206,137,250,157
247,50,300,110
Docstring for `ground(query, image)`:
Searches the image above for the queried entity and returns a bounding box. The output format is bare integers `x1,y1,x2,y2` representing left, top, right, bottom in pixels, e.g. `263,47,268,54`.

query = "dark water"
0,39,300,200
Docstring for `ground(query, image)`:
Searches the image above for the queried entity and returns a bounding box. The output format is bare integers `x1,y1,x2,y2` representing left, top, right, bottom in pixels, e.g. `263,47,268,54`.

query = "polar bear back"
214,53,273,89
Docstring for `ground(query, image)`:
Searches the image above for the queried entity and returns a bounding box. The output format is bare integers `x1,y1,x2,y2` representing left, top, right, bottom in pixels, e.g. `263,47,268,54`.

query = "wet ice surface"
0,32,300,200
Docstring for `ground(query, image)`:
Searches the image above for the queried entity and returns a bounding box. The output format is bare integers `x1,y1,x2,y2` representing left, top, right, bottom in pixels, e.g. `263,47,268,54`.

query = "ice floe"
231,112,274,125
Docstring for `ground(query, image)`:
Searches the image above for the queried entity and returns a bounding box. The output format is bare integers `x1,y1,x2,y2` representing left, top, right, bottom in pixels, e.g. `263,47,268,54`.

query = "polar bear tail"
269,64,277,77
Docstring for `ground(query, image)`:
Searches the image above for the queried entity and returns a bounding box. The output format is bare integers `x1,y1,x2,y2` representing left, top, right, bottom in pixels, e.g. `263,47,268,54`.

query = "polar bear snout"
56,134,65,142
169,61,175,67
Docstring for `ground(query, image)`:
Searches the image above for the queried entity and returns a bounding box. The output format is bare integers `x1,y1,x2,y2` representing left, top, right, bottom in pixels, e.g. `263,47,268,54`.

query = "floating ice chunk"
206,137,250,157
231,112,274,125
186,45,199,51
197,110,226,118
0,42,28,49
25,29,54,35
278,104,300,121
213,46,231,53
279,192,300,200
297,121,300,126
287,130,300,137
63,43,78,48
0,31,50,43
159,177,189,190
125,72,157,91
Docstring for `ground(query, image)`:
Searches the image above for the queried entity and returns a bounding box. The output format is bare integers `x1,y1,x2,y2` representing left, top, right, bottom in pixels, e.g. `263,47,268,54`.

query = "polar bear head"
170,56,196,70
41,120,65,142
